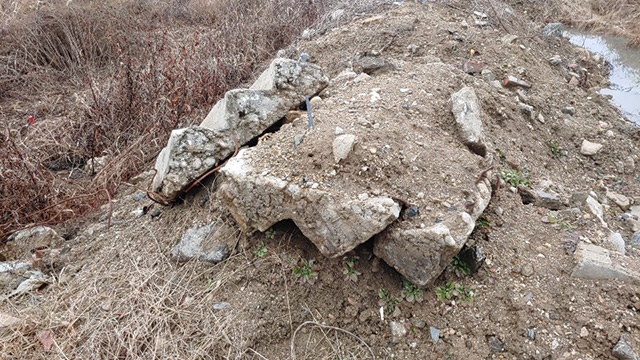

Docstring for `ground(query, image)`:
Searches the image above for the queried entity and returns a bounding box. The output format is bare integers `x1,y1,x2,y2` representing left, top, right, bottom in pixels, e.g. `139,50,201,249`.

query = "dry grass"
0,0,390,240
559,0,640,46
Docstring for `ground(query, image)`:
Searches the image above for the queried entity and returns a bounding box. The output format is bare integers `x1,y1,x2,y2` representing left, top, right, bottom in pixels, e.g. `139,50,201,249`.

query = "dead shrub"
0,0,384,239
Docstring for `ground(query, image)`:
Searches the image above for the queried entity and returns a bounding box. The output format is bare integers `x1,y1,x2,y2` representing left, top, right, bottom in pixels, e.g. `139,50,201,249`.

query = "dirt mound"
1,1,639,359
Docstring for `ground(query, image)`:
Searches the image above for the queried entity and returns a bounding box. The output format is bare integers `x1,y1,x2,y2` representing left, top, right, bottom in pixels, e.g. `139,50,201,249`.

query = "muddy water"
565,31,640,125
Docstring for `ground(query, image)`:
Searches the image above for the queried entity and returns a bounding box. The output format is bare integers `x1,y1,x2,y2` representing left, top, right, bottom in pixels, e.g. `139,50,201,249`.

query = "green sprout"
401,279,424,303
292,259,318,285
342,256,362,282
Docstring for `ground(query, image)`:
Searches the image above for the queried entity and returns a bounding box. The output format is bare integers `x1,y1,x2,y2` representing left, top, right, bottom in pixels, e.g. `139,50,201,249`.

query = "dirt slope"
2,1,639,359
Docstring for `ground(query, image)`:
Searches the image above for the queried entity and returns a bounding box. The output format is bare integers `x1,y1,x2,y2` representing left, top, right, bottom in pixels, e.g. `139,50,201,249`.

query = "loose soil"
2,1,639,359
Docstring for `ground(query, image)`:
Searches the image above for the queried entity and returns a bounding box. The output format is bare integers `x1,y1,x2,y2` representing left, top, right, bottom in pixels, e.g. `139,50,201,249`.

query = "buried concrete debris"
450,86,488,157
152,58,329,200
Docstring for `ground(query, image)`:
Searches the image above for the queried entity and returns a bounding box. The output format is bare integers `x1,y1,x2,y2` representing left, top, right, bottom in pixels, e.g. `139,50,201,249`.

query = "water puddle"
564,31,640,125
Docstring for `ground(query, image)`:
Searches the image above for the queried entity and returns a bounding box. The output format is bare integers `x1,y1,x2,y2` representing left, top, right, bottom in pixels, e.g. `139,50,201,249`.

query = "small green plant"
475,214,491,228
264,227,275,240
549,139,564,158
254,242,268,257
293,259,318,285
342,256,362,282
378,288,400,313
498,169,531,187
450,256,471,277
401,279,424,303
435,281,475,302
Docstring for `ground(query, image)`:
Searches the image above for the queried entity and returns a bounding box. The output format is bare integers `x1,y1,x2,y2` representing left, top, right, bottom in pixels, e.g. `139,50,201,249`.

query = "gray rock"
517,185,537,205
562,106,576,116
390,321,407,342
580,139,603,156
548,55,562,65
535,189,565,210
571,243,640,285
374,177,492,287
151,126,235,200
487,335,505,352
218,149,401,257
356,56,394,75
542,23,564,37
0,262,32,294
585,195,607,227
612,337,639,360
608,232,626,255
171,223,235,263
450,86,487,157
153,58,329,200
430,327,440,343
630,232,640,247
333,134,357,163
6,226,65,256
607,190,631,211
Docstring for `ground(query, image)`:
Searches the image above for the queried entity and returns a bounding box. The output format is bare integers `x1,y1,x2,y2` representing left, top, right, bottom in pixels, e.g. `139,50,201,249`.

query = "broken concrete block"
152,126,235,200
153,58,329,201
374,178,492,287
450,86,487,156
585,195,607,227
571,242,640,285
218,149,401,257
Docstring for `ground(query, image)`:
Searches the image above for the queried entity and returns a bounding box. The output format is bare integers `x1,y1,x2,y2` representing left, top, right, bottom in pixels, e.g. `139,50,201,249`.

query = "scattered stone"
463,60,484,74
502,75,531,89
561,106,576,116
309,96,322,107
631,232,640,247
1,262,32,294
580,140,603,156
623,156,635,174
0,312,22,329
293,134,304,147
333,134,357,163
430,327,440,343
353,72,371,83
487,335,504,352
171,223,235,263
526,328,536,340
571,243,640,284
518,102,535,120
542,23,564,37
501,34,518,44
132,191,146,202
607,190,631,211
284,110,306,124
150,209,162,219
212,302,230,310
219,149,401,257
521,263,535,277
608,232,626,254
568,76,580,86
579,327,589,338
585,195,607,227
481,69,495,81
612,337,639,360
535,190,565,210
390,321,407,342
6,226,65,256
548,55,562,65
450,86,487,156
412,319,426,329
355,56,394,75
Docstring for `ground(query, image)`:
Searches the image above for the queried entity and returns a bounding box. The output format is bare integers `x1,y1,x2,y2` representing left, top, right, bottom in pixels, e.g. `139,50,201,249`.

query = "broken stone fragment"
580,139,603,156
218,149,401,257
450,86,487,157
606,190,631,211
171,222,235,263
333,134,357,163
571,242,640,285
6,226,64,256
502,75,531,89
152,126,235,200
355,56,394,75
374,177,492,287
